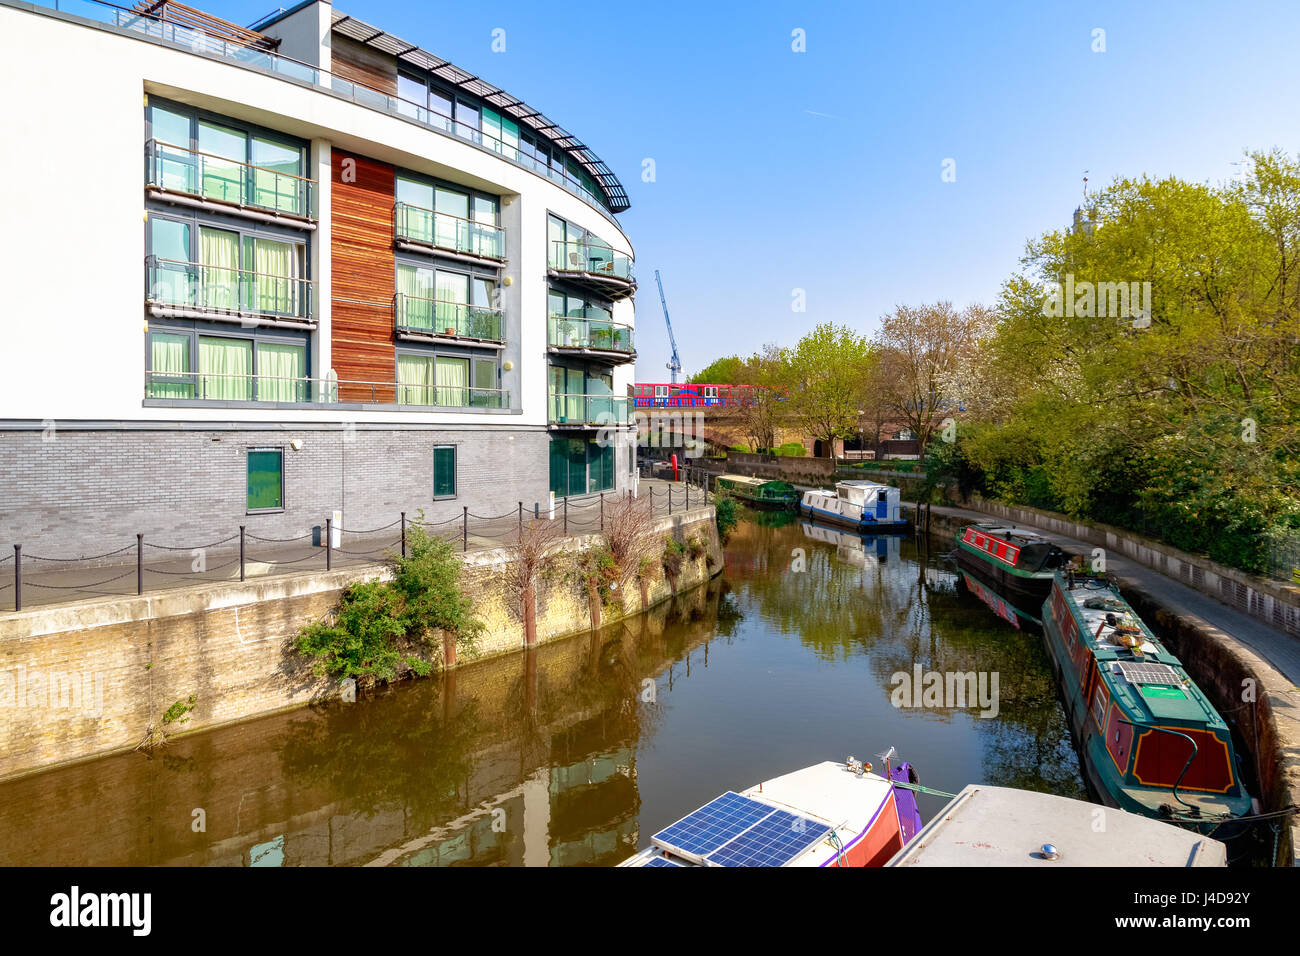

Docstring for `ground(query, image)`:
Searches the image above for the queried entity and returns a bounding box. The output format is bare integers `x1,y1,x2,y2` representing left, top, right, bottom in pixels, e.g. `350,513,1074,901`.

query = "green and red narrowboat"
955,523,1068,600
1040,571,1254,833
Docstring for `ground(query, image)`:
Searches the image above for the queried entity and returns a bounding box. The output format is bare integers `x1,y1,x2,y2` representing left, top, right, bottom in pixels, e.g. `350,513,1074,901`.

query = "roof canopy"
331,13,630,213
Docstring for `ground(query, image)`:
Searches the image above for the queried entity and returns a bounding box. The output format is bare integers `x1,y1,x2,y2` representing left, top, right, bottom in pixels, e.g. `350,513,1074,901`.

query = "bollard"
239,525,246,582
13,544,20,612
326,518,332,570
137,533,143,595
462,506,468,552
401,511,406,558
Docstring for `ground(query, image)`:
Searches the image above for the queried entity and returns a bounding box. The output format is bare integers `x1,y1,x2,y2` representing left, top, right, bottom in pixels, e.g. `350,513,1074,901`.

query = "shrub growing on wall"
295,523,482,686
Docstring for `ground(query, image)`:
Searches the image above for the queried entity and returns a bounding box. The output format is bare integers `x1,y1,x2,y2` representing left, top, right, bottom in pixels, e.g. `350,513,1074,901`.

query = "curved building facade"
0,0,637,555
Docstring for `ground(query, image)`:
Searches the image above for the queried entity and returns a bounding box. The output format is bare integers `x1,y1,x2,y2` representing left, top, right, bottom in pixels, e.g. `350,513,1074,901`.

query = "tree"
733,344,786,453
874,302,993,454
785,323,875,457
688,355,744,384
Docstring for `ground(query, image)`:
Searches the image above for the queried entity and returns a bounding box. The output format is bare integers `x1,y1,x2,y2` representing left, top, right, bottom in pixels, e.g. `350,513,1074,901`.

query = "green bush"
714,493,739,541
775,442,805,457
295,523,482,685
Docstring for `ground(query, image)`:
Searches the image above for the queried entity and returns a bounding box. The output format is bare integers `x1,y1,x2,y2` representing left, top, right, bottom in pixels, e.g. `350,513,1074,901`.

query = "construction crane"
654,269,682,383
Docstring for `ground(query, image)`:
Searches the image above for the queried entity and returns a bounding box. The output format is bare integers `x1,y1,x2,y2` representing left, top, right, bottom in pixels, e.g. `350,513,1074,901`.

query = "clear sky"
221,0,1300,380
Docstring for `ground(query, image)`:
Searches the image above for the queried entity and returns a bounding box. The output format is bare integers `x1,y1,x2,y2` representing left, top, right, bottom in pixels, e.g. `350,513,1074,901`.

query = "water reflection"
0,517,1084,866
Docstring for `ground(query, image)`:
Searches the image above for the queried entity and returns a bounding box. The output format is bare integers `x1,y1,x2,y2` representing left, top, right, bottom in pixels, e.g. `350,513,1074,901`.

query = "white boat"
621,756,923,867
886,784,1227,867
799,480,908,532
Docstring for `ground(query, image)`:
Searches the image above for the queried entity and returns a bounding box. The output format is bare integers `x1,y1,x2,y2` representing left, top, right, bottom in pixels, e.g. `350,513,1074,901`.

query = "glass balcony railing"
548,315,634,354
146,140,315,219
549,241,634,284
397,384,510,409
28,0,619,216
394,203,505,259
395,294,504,341
146,257,313,321
548,393,631,425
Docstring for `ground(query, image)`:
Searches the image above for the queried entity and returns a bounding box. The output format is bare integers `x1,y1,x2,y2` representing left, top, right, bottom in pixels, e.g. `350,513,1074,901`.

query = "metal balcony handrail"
28,0,616,215
548,240,634,282
145,255,312,318
547,314,635,352
145,139,316,219
144,369,510,408
394,294,505,341
547,392,632,424
392,201,506,258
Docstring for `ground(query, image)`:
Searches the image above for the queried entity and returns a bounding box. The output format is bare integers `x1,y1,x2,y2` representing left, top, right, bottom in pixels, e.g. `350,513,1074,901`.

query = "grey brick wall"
0,424,555,560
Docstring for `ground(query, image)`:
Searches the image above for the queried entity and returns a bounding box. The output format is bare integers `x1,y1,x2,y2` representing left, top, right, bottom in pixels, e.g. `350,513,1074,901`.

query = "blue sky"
223,0,1300,380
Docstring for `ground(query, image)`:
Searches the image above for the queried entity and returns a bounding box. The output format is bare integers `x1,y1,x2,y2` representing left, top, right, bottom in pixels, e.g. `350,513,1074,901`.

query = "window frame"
145,324,310,402
433,444,458,500
246,445,285,514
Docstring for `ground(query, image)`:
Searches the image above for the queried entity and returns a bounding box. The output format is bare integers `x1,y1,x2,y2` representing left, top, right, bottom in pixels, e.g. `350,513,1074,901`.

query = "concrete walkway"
1,477,710,613
911,501,1300,686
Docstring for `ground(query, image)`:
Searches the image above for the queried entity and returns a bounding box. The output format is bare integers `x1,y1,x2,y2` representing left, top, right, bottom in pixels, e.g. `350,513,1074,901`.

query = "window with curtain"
198,336,253,400
565,367,585,421
396,176,435,243
198,120,246,205
247,448,283,511
148,331,192,399
250,137,302,215
435,271,469,334
397,264,435,331
436,356,468,407
433,446,456,498
549,365,565,421
248,237,297,315
199,227,239,312
150,219,192,305
256,342,305,402
397,354,435,405
435,187,469,250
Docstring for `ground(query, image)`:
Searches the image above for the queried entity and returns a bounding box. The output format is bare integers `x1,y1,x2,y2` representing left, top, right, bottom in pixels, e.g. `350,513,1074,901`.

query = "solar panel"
1114,662,1183,686
644,856,685,867
704,808,833,868
651,792,773,862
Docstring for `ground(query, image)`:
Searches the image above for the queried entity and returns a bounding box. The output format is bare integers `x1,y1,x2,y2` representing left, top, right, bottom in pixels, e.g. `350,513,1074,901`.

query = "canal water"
0,513,1084,866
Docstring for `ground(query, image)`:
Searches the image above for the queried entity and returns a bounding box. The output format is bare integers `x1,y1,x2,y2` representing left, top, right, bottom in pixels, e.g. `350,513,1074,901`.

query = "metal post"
686,477,690,509
136,533,144,595
462,506,468,552
669,486,673,515
239,525,246,582
600,492,605,531
326,518,332,570
534,502,540,520
564,497,568,533
400,511,406,558
13,545,20,612
518,502,523,540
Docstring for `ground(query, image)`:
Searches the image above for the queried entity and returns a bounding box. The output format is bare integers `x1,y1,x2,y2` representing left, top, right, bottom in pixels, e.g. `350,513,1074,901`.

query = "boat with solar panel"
955,522,1069,599
619,753,923,867
1040,570,1255,834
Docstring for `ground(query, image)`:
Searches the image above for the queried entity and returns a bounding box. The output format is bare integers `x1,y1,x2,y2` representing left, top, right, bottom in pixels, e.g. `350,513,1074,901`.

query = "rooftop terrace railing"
394,294,504,342
146,139,315,219
394,202,505,260
24,0,617,215
146,256,313,322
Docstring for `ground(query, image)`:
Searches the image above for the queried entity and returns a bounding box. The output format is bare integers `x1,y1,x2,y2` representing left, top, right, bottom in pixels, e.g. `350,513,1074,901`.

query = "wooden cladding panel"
331,35,398,96
331,149,396,402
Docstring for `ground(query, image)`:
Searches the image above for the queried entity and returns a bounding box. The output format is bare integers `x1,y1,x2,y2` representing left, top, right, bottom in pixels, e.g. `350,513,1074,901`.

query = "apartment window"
397,264,499,339
549,438,614,497
433,446,457,499
247,448,284,512
398,352,497,407
146,328,307,402
395,174,500,257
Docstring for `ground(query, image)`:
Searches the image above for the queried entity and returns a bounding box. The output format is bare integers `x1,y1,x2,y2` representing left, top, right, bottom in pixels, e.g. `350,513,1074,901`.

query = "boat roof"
837,480,889,489
965,524,1047,542
717,474,767,487
621,760,896,868
887,785,1227,867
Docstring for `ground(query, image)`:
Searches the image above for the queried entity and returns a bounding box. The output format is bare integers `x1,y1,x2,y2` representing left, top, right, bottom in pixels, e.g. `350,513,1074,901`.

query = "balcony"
394,203,505,262
395,294,504,345
145,140,315,224
548,315,634,363
548,241,635,299
548,393,632,427
146,257,315,328
144,371,510,409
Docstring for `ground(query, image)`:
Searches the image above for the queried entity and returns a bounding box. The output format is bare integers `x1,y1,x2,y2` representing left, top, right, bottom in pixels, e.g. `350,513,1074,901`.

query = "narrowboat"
620,754,923,867
1039,571,1254,832
714,474,799,508
955,523,1068,599
799,480,908,532
887,785,1227,867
